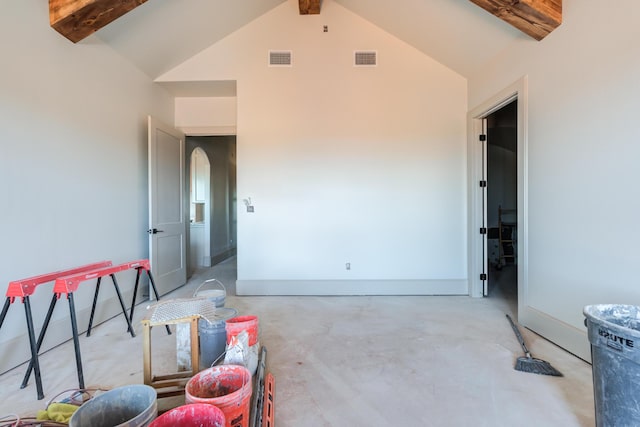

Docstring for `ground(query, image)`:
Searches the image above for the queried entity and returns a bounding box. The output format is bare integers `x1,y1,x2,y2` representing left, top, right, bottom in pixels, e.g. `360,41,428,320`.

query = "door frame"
183,134,238,278
467,76,528,317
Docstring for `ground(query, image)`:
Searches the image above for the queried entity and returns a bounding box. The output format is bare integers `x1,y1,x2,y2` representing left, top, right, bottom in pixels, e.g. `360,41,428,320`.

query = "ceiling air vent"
354,51,377,67
269,50,292,67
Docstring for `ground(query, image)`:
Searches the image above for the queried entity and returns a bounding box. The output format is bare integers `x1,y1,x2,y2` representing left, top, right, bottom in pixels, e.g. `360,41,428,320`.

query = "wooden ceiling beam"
299,0,321,15
468,0,562,41
49,0,149,43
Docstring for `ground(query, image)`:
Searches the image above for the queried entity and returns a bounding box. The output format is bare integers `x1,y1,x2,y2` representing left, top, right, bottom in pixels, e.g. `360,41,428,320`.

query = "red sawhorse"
88,259,170,337
125,259,171,335
22,259,168,393
0,261,112,400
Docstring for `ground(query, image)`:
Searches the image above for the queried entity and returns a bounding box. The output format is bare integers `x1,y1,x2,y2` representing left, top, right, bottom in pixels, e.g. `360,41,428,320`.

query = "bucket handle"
212,341,252,406
210,349,228,368
0,413,21,425
45,387,110,409
194,278,226,298
210,342,247,369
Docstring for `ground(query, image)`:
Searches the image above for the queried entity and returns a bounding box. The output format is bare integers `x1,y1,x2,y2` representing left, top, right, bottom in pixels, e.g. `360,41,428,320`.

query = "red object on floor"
1,260,113,401
225,315,259,346
262,373,275,427
150,404,225,427
185,365,253,427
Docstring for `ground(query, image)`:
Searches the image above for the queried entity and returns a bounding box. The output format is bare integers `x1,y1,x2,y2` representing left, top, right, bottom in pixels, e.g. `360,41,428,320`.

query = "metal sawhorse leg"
22,259,169,391
129,263,171,335
0,296,43,399
2,261,112,399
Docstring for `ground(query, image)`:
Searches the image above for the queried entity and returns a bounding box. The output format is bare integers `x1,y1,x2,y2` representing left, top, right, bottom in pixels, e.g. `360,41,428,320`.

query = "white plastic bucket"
194,279,226,308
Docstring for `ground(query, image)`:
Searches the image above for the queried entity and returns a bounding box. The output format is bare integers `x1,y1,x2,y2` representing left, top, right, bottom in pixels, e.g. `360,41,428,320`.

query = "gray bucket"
200,307,238,370
194,279,226,308
584,304,640,427
69,384,157,427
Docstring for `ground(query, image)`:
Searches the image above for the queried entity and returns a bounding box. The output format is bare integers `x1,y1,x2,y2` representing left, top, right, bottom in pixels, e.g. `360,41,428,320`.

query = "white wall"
175,97,237,135
468,0,640,359
159,0,468,295
0,3,174,373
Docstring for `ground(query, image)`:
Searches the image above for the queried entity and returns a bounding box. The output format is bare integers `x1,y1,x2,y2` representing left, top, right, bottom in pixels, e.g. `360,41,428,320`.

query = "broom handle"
506,314,532,358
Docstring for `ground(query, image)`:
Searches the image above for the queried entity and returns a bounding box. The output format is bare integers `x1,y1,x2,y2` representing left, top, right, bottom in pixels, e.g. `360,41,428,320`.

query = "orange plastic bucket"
149,404,224,427
225,315,258,346
185,365,252,427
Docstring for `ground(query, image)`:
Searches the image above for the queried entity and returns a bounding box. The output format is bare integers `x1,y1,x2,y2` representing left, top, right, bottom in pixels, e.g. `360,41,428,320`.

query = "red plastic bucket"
225,315,258,346
185,365,252,427
149,404,225,427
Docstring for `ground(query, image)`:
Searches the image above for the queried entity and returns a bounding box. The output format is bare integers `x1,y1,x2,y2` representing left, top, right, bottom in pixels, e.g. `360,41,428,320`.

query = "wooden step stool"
142,300,203,399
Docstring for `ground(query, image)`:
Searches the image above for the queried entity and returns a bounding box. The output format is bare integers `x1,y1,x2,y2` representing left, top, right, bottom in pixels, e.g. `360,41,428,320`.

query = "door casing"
467,77,528,319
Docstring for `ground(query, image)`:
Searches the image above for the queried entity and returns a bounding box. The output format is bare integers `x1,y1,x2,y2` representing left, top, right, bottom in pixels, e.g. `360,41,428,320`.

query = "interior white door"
148,116,187,296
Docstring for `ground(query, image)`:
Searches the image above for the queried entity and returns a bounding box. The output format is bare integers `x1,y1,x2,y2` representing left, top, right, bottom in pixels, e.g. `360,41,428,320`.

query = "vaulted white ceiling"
96,0,286,80
94,0,529,87
332,0,527,77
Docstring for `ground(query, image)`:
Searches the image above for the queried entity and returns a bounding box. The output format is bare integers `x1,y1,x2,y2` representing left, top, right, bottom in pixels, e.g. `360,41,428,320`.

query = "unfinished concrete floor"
0,258,595,426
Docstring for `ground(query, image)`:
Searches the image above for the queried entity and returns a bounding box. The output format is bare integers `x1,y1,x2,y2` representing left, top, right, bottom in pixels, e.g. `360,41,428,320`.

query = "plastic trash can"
584,304,640,427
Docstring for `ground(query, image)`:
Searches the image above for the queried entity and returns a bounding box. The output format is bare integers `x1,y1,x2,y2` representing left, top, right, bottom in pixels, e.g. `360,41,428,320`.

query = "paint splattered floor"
0,259,594,426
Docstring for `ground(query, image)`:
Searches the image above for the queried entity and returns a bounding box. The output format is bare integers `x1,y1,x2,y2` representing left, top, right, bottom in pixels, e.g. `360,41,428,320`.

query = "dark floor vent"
269,50,292,66
355,51,377,66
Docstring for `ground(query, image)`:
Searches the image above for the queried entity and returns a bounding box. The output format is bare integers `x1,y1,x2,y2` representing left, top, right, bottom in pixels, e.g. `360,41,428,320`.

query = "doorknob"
147,228,164,234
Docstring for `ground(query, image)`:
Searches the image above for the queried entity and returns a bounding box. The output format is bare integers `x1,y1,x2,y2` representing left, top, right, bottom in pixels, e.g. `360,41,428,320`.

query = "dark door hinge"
480,227,487,235
479,134,487,141
479,180,487,188
480,273,487,281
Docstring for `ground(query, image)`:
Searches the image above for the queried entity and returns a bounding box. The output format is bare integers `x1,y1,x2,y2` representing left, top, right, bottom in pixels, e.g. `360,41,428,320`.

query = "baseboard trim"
520,305,591,362
236,279,468,296
210,249,237,266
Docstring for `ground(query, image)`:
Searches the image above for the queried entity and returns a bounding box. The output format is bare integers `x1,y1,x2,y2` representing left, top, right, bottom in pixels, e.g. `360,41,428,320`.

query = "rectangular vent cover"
269,50,292,66
354,51,377,66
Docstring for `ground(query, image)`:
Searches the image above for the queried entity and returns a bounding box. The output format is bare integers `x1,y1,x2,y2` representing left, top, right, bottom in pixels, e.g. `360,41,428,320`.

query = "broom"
505,314,563,377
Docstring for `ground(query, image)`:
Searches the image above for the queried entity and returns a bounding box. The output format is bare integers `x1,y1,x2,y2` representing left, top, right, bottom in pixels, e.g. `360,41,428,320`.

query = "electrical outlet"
346,262,351,270
247,206,254,213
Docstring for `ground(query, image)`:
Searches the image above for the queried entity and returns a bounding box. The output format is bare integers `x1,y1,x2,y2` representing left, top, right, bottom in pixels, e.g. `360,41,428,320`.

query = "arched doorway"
189,146,211,270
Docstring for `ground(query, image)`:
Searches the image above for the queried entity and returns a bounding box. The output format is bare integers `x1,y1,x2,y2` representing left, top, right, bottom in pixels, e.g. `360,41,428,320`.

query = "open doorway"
468,76,527,320
486,100,518,302
189,147,211,271
186,136,237,278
